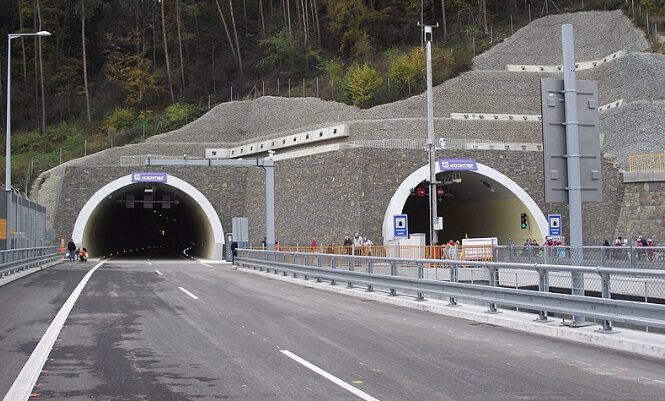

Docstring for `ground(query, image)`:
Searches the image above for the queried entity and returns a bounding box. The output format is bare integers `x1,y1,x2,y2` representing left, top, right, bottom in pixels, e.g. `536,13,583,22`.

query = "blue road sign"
132,172,168,183
394,214,409,238
437,158,478,171
548,214,562,236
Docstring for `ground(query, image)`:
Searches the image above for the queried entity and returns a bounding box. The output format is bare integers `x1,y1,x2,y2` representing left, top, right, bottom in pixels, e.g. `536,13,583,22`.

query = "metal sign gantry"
143,155,275,250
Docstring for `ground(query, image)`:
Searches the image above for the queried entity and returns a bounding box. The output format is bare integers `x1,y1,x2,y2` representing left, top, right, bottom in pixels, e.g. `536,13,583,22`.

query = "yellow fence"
250,245,495,262
628,154,665,172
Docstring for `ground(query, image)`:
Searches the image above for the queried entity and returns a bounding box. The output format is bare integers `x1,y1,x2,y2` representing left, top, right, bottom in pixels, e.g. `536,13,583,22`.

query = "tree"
388,47,425,88
344,63,383,107
160,0,175,103
79,0,92,122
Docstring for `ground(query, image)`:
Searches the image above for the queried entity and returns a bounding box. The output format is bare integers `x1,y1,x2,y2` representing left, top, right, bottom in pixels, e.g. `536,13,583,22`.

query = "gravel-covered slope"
600,100,665,168
473,10,648,70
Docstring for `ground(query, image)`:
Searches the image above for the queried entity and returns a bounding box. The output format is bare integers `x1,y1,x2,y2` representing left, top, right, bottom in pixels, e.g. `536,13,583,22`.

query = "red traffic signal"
416,187,427,197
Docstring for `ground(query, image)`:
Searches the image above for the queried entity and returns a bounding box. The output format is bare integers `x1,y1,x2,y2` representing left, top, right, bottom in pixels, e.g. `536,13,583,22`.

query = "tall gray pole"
422,23,438,246
5,36,13,249
264,156,275,249
562,24,587,326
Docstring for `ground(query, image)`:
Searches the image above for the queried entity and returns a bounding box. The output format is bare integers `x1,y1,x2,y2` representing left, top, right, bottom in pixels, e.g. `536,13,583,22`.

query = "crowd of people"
606,235,657,261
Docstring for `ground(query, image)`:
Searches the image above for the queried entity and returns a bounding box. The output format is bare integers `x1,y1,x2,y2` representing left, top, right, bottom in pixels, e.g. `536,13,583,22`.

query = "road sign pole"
562,24,587,326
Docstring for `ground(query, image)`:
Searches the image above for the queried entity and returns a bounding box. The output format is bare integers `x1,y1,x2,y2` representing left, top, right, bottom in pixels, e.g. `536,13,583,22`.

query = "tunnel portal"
73,174,224,259
402,171,541,245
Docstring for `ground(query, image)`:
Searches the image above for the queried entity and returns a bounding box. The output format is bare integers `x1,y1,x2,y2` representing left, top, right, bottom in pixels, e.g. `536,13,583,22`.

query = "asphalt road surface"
1,258,664,401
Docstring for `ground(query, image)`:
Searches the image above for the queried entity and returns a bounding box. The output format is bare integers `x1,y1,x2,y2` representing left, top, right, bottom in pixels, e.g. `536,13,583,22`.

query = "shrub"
104,107,135,132
344,64,383,107
164,102,200,124
388,47,425,86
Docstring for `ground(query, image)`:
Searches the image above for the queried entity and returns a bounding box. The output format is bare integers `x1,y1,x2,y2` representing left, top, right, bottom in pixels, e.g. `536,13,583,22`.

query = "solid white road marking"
147,260,152,266
178,286,200,300
154,270,163,275
280,350,380,401
3,260,107,401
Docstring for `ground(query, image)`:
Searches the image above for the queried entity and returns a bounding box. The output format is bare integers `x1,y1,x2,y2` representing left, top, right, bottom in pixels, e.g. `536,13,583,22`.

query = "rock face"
34,10,665,246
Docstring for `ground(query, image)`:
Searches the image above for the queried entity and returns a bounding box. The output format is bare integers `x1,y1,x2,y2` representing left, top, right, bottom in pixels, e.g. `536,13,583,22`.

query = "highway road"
1,258,664,401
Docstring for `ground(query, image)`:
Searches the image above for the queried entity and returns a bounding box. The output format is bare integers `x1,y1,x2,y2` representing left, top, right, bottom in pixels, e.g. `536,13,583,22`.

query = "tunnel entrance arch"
72,174,224,259
382,162,548,245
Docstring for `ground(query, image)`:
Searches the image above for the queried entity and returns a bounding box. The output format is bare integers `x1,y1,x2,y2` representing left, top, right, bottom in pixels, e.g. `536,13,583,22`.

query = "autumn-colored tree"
344,63,383,107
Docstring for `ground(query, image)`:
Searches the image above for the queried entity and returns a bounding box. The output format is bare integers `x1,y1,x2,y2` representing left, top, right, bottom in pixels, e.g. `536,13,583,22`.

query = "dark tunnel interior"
83,183,213,258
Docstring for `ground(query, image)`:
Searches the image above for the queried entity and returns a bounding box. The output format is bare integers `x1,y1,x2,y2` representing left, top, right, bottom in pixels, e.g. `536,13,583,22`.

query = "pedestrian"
261,237,266,249
310,237,318,252
647,239,655,261
67,239,76,261
353,232,363,255
363,237,373,256
230,241,238,264
343,234,352,254
79,248,88,262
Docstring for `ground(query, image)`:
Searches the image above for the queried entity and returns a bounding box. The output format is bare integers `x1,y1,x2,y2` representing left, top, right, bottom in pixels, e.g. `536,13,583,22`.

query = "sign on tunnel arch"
131,172,168,183
437,158,478,171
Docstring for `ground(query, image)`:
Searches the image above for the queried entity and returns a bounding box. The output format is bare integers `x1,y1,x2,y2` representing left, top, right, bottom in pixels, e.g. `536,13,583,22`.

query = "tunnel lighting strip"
3,259,108,401
280,350,380,401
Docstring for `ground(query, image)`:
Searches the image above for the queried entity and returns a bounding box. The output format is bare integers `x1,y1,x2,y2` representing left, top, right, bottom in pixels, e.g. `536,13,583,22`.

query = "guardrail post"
487,267,499,313
366,260,374,292
449,262,458,306
600,247,605,267
347,256,354,288
416,262,425,301
330,256,336,286
598,272,617,333
389,261,397,296
535,268,551,322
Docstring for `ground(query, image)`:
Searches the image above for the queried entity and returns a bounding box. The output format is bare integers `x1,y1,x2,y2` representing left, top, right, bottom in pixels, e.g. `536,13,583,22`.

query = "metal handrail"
237,249,665,332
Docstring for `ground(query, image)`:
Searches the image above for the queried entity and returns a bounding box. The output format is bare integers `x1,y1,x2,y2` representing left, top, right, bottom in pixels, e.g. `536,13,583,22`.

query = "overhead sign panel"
132,172,168,183
541,78,602,203
438,158,478,171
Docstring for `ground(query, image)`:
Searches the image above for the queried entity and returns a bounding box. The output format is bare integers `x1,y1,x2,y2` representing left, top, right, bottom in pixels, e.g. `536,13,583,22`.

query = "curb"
0,259,63,288
237,266,665,360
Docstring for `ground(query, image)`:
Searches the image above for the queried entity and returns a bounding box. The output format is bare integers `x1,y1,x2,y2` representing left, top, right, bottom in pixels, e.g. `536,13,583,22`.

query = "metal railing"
237,249,665,332
0,246,61,277
496,245,665,269
628,153,665,172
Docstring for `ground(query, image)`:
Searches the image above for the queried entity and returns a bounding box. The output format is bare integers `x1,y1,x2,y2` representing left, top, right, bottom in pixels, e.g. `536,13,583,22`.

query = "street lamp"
6,30,50,249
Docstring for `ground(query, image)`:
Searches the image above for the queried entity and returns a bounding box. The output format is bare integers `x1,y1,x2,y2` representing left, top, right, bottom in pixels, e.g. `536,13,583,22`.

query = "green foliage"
388,47,425,86
344,64,383,107
641,0,665,12
258,30,320,75
164,103,201,124
258,30,302,72
104,107,136,132
318,58,345,82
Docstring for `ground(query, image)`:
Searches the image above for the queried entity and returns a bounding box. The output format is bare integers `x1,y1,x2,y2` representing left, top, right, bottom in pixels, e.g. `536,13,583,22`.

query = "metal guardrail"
628,153,665,172
237,249,665,332
0,246,61,277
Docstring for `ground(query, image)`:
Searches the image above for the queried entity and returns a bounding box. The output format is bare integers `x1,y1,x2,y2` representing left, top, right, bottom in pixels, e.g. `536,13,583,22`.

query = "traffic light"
437,186,445,202
520,213,528,229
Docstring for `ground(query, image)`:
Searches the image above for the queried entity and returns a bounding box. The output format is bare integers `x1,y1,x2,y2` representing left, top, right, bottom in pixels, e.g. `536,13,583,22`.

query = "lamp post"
6,30,50,249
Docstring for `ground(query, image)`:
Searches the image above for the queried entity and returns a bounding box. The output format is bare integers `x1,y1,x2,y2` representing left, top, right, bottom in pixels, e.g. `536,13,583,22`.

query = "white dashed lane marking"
178,287,200,300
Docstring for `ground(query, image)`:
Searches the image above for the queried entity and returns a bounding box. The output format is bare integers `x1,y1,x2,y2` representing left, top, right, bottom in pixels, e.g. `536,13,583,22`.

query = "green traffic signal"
520,213,528,229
